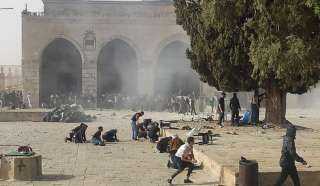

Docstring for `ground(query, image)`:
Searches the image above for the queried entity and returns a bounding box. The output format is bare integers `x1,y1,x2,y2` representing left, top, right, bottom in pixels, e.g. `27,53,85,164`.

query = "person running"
168,137,197,184
130,111,144,140
275,125,307,186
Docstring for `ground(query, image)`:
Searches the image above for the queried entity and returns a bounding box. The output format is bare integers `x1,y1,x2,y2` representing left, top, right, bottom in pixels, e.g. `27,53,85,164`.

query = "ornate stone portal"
22,0,210,107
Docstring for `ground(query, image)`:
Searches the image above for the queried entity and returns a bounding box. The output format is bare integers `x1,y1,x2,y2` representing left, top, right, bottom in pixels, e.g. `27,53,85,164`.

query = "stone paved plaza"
0,110,216,186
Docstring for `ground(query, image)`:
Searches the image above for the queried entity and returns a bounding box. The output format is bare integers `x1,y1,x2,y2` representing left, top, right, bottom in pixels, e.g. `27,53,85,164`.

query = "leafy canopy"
174,0,320,94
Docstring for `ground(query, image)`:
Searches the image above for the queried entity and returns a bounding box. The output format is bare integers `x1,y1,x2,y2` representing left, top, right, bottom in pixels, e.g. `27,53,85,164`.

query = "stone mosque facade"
22,0,214,107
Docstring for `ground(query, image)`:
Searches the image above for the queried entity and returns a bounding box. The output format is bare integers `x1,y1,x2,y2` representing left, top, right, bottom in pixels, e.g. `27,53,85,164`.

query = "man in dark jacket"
275,125,307,186
229,93,241,126
102,129,119,142
217,92,226,127
74,123,88,143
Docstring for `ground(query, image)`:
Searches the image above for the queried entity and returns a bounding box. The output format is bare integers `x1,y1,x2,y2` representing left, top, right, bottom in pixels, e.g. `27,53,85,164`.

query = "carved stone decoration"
83,30,96,50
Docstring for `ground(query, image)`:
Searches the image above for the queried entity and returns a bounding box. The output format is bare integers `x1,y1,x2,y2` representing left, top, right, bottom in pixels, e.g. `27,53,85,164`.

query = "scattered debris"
203,125,214,129
262,123,275,129
181,125,192,130
226,131,239,135
43,104,96,123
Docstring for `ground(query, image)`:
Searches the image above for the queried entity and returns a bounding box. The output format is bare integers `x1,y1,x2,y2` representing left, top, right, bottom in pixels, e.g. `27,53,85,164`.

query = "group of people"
64,123,118,145
45,93,96,109
97,93,199,114
130,111,161,142
129,111,197,184
0,90,32,109
215,91,264,127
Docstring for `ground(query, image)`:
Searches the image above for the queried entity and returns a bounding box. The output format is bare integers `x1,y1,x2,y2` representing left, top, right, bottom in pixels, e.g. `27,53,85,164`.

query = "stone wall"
22,0,191,107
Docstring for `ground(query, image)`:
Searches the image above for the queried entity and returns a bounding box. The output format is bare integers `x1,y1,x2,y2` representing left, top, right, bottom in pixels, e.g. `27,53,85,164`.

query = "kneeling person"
168,137,196,184
102,129,119,142
92,126,104,146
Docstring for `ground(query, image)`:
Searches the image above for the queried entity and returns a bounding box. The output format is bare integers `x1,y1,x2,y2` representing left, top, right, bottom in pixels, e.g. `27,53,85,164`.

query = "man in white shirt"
168,137,196,184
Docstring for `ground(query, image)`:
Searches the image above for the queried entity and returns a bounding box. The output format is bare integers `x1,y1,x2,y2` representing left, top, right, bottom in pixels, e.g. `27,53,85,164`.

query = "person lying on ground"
168,137,197,184
73,123,88,143
167,135,184,169
102,129,119,142
92,126,104,146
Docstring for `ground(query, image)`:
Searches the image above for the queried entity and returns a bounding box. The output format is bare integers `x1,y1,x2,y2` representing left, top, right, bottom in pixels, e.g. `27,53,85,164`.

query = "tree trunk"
265,84,287,126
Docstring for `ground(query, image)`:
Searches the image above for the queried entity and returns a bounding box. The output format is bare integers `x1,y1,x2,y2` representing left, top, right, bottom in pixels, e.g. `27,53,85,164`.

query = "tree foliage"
174,0,320,94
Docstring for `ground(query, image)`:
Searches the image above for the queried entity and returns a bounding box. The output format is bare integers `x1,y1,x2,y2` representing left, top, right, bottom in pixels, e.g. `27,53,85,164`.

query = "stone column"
22,58,40,107
82,51,97,100
138,58,155,96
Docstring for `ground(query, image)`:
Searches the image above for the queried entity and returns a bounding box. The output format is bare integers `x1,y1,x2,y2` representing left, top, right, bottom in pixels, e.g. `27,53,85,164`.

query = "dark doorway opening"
97,39,138,97
155,41,200,97
40,38,82,105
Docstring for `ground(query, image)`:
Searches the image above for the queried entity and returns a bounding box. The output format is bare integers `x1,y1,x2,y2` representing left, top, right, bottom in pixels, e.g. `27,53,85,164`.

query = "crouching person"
167,135,184,169
65,123,86,142
74,123,88,143
168,137,196,184
92,126,104,146
102,129,119,142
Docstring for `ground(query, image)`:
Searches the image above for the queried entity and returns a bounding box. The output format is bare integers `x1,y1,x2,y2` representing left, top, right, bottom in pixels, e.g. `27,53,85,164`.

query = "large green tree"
174,0,320,125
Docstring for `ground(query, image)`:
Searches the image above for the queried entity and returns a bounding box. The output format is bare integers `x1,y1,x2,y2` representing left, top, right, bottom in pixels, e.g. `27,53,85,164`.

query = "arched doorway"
40,38,82,104
155,41,200,97
97,39,138,98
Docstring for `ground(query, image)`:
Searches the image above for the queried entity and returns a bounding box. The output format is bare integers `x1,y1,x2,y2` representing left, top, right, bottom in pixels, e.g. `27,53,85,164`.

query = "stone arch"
98,35,142,65
153,33,190,65
154,37,200,97
40,38,83,105
39,35,85,65
97,38,139,102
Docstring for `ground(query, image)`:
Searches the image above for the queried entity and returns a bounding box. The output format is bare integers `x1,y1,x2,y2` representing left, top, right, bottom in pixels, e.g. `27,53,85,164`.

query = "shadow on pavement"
37,174,75,181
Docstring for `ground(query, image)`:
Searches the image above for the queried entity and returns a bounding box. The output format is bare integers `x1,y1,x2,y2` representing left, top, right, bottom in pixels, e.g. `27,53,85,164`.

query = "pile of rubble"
43,104,96,123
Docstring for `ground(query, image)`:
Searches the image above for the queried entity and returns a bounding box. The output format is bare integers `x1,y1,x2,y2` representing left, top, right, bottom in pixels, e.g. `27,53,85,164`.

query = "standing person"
92,126,104,146
130,111,144,141
275,125,307,186
251,90,264,125
190,98,197,115
26,92,32,108
229,93,241,126
217,92,226,127
168,137,197,184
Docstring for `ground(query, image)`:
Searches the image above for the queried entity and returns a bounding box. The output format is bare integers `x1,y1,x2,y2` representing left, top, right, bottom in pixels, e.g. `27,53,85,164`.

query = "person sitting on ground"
168,137,197,184
167,135,184,169
74,123,88,143
65,123,86,142
147,122,160,143
92,126,104,146
102,129,119,142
